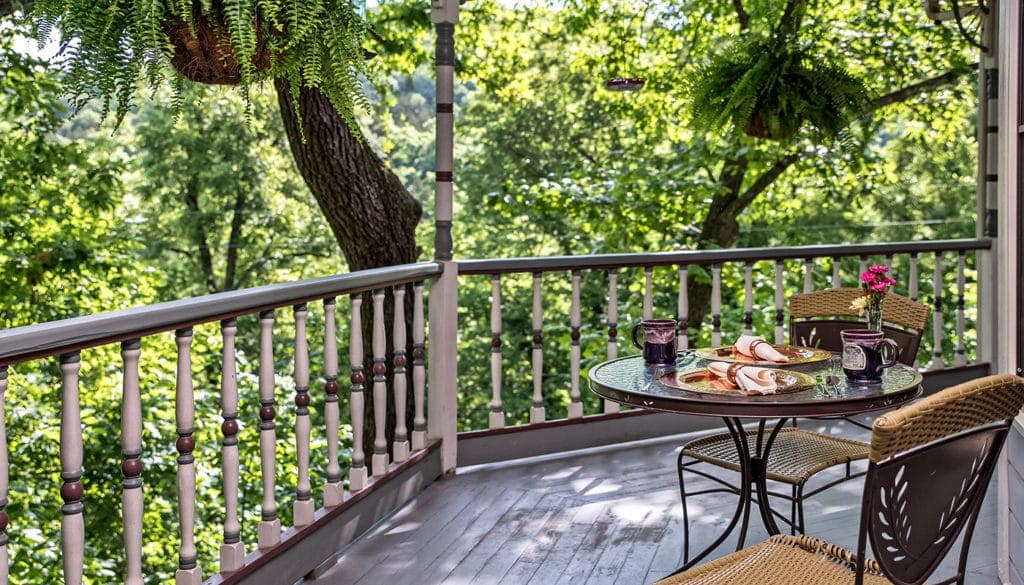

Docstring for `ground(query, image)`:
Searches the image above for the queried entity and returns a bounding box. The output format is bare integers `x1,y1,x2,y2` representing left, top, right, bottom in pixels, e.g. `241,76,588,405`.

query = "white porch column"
429,0,460,476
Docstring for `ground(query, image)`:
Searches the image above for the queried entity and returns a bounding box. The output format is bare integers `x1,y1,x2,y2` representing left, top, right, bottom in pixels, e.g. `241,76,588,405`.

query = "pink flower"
869,281,888,292
882,277,896,286
860,272,877,284
869,265,889,274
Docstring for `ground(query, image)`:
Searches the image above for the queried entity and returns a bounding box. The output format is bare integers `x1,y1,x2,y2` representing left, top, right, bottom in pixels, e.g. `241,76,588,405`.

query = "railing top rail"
455,238,992,275
0,262,443,367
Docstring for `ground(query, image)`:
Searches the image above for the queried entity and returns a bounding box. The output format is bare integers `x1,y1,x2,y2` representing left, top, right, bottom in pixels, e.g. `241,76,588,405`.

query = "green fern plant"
689,33,871,142
28,0,369,129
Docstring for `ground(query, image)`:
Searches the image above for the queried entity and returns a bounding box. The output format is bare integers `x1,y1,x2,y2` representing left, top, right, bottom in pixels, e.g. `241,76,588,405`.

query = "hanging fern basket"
163,15,271,85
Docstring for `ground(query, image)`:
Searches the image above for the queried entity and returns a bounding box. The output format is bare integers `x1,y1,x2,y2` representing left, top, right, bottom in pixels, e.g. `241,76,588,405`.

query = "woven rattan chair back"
854,374,1024,584
789,288,931,366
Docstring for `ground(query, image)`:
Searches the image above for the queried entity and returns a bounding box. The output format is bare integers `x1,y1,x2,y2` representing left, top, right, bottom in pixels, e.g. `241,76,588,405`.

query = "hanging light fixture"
923,0,989,52
604,77,646,91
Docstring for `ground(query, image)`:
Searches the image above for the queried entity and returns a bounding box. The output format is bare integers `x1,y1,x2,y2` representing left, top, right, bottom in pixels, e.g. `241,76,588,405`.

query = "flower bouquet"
850,265,897,331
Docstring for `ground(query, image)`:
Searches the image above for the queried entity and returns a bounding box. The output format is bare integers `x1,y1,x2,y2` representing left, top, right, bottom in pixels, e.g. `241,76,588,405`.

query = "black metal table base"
672,417,789,576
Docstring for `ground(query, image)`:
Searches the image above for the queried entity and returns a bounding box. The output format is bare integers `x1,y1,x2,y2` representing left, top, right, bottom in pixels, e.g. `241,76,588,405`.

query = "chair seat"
682,427,869,485
653,534,895,584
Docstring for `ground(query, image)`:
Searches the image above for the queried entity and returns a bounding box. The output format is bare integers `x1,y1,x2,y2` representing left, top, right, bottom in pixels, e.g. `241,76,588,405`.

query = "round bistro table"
587,351,923,572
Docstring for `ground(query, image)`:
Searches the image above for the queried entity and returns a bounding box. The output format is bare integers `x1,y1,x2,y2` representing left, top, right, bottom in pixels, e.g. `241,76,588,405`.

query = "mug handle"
874,338,900,371
631,323,644,350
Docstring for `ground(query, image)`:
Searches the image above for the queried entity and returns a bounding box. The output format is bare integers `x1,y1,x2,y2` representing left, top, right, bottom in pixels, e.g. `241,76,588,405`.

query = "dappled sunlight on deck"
310,418,999,585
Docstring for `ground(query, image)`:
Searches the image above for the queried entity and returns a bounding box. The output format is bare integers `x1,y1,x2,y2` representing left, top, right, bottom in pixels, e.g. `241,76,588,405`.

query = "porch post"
976,0,1000,367
996,0,1022,581
428,0,460,475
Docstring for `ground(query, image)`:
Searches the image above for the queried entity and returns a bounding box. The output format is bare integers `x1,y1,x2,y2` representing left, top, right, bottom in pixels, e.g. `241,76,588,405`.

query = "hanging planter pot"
163,15,273,85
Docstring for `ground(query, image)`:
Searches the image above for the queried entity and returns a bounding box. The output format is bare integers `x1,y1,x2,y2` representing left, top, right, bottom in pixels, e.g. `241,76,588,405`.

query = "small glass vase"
865,305,883,332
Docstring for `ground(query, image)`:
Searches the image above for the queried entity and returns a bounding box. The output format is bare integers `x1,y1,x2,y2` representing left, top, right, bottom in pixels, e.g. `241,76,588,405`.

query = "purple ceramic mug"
841,329,899,383
631,319,677,364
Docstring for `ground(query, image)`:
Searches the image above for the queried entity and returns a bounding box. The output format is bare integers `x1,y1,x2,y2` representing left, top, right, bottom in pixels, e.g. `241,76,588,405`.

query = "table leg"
671,417,789,576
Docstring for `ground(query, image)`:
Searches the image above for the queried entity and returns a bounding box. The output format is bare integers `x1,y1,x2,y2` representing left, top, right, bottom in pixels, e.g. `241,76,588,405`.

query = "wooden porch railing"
0,238,995,584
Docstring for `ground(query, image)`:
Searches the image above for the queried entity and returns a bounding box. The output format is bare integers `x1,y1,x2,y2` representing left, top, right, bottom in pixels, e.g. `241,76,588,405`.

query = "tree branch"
732,0,750,30
866,64,976,113
738,151,802,208
776,0,807,36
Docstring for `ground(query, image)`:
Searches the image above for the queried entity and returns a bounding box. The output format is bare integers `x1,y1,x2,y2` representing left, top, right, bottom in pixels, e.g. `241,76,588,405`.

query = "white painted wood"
859,256,868,279
711,265,722,346
605,271,619,414
257,311,281,549
428,262,459,474
349,294,368,492
743,263,754,336
121,340,144,585
643,267,653,321
955,253,968,366
323,298,343,508
293,305,314,527
59,353,84,585
371,289,390,476
219,320,245,571
412,282,427,451
531,273,546,424
173,331,201,585
0,367,7,585
677,267,689,351
803,258,814,293
392,286,410,463
909,254,920,302
489,276,505,429
832,258,841,289
774,261,785,344
928,253,947,371
569,271,583,419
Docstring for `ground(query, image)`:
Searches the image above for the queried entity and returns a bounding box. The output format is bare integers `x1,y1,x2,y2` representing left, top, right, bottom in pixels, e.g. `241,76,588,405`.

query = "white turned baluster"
121,340,144,585
323,298,343,507
174,331,200,585
859,256,868,278
530,273,545,423
569,270,583,419
605,270,620,414
803,258,814,293
0,367,8,585
955,252,968,366
219,319,244,571
678,267,689,350
489,276,505,429
928,253,946,371
59,353,84,585
774,261,785,344
371,290,389,476
909,255,921,368
349,294,368,492
643,267,654,320
412,282,427,451
392,285,411,462
743,263,754,335
885,255,894,281
711,265,722,346
832,258,841,289
293,305,314,527
257,310,280,548
909,254,920,302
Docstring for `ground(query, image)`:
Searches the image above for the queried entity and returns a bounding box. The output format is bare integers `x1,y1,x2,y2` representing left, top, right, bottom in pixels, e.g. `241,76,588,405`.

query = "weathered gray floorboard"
310,422,1001,585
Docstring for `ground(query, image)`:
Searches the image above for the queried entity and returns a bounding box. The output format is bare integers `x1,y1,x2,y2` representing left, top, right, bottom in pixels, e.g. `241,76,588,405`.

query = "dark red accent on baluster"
609,325,617,338
0,511,9,532
222,420,238,436
177,437,196,454
351,372,365,385
571,330,580,341
260,406,275,421
325,380,339,395
61,483,83,502
413,348,425,360
533,333,543,345
121,459,143,477
295,393,310,407
395,355,408,367
373,363,387,376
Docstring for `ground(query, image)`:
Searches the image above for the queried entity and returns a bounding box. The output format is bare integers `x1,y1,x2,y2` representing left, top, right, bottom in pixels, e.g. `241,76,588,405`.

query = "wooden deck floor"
309,418,1000,585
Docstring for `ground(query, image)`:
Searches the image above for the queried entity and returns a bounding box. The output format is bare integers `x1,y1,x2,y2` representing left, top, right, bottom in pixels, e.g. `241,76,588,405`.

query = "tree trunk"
275,79,421,466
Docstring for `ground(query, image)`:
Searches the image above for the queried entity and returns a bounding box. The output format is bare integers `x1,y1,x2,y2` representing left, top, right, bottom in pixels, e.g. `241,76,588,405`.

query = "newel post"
429,0,460,476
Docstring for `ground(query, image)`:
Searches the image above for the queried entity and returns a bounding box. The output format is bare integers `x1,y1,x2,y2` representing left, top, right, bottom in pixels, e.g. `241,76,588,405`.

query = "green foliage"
27,0,370,128
689,33,872,141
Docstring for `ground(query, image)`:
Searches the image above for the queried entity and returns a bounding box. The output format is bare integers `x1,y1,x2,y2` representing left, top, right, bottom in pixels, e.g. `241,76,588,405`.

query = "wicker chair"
658,374,1024,585
790,288,931,366
676,289,931,562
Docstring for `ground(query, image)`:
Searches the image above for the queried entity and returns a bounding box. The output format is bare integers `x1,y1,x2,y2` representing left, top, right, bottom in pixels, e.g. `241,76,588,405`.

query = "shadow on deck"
308,418,1000,585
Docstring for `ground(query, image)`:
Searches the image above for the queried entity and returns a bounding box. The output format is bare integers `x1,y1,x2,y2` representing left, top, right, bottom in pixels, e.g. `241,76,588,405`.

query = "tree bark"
275,79,422,466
